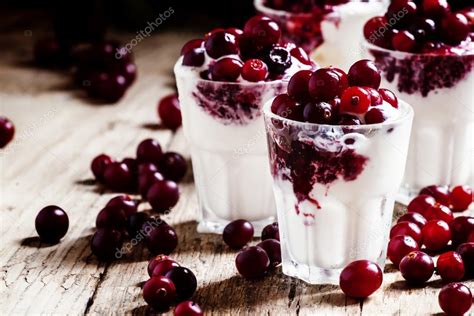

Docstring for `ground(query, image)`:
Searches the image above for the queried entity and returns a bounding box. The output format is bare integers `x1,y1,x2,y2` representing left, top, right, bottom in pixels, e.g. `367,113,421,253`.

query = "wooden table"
1,22,473,315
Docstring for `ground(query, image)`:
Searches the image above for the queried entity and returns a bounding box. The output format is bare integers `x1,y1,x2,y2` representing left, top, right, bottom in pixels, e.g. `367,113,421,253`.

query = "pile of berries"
144,255,202,314
221,220,281,279
0,116,15,148
264,0,350,13
181,15,313,82
271,59,399,124
364,0,473,53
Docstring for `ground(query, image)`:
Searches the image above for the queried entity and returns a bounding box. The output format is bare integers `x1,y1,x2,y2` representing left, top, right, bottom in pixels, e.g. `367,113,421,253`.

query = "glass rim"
263,97,414,129
363,40,474,58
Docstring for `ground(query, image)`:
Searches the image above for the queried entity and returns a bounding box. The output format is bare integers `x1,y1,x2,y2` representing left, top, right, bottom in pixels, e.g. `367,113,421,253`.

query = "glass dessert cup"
364,42,474,201
254,0,387,70
263,99,413,284
174,61,287,234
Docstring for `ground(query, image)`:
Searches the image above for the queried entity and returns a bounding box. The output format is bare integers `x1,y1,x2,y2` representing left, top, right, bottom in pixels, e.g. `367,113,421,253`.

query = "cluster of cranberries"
272,59,399,124
264,0,350,13
90,138,186,211
157,94,182,130
364,0,473,53
221,220,281,279
0,116,15,148
143,255,202,314
181,15,312,82
34,38,137,103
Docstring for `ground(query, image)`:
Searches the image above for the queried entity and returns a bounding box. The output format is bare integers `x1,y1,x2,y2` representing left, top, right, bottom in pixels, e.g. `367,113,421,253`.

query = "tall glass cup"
264,99,413,284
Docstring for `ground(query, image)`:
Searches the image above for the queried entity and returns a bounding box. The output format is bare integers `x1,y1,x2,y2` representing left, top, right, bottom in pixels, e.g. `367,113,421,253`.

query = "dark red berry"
182,47,205,67
419,185,450,206
339,260,383,298
126,212,150,236
290,47,311,65
365,87,383,106
271,94,302,121
147,180,180,213
223,219,254,250
35,205,69,243
158,94,182,130
399,251,435,284
211,58,243,82
378,88,398,108
387,235,419,266
139,171,164,199
165,267,197,302
457,242,474,277
407,194,436,217
397,212,427,229
175,301,203,316
450,216,474,246
90,228,123,261
121,158,138,178
96,206,127,231
106,195,137,217
422,0,450,18
91,154,114,182
392,30,416,52
348,60,381,89
364,16,393,48
181,39,204,55
338,115,361,125
145,222,178,255
235,246,270,279
204,31,238,59
437,251,465,282
261,222,279,241
450,185,472,212
152,259,181,277
244,16,281,47
142,276,176,312
103,162,134,192
148,255,172,277
226,28,244,38
159,152,187,182
309,68,348,101
422,220,451,251
438,283,472,316
428,203,453,223
0,116,15,148
390,221,423,244
88,72,128,103
288,70,312,101
241,59,268,82
364,108,387,124
137,139,163,165
303,101,333,124
341,87,371,114
138,163,159,176
256,239,281,268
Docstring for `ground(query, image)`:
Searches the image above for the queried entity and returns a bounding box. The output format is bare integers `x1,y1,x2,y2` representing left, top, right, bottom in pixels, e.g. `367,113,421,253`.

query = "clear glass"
263,99,413,284
364,42,474,201
174,61,287,234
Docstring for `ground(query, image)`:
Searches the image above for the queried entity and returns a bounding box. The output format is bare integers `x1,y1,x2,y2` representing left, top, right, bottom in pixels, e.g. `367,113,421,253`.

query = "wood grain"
1,21,473,316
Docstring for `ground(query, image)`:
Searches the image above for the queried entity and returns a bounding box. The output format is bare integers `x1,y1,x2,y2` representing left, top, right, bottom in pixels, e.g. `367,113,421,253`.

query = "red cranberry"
419,185,451,206
223,219,254,250
182,47,205,67
261,222,279,241
256,239,281,268
180,39,204,55
365,87,383,106
290,47,311,65
364,16,392,48
348,60,381,89
88,72,128,103
387,1,418,24
126,212,150,236
398,213,428,229
137,139,163,165
142,276,176,312
437,251,465,282
241,59,268,82
204,31,238,59
387,235,419,266
226,28,244,38
399,251,435,284
90,228,123,261
392,30,416,52
340,87,371,114
96,205,127,231
106,195,137,217
364,108,387,124
271,94,303,121
235,246,270,279
288,70,312,101
175,301,203,316
103,162,134,192
121,157,138,177
139,171,164,199
438,283,472,316
147,180,180,213
145,222,178,255
138,163,159,176
35,205,69,243
422,220,451,251
159,152,187,182
457,243,474,277
244,16,281,47
469,232,474,243
338,115,361,125
152,259,181,277
211,58,243,82
165,267,197,302
263,46,292,74
390,222,423,244
0,116,15,148
148,255,172,277
379,88,398,108
303,101,333,124
450,185,472,212
422,0,450,18
309,68,348,101
407,194,436,217
91,154,114,182
158,94,182,130
339,260,383,298
409,18,437,42
428,203,453,223
450,216,474,246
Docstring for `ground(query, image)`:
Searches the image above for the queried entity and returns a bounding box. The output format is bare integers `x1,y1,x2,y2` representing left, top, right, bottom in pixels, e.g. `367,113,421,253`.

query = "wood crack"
83,265,109,315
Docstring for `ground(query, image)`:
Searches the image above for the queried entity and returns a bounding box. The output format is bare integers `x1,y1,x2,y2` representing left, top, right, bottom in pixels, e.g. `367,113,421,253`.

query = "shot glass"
174,62,287,234
263,99,413,284
365,42,474,200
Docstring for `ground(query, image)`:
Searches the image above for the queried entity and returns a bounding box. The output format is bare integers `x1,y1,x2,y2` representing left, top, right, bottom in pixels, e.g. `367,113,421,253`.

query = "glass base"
197,216,275,236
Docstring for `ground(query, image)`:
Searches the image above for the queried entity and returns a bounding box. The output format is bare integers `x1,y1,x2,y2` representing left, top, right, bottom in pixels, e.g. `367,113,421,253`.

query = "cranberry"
387,1,418,27
147,180,180,213
450,185,472,212
263,46,292,74
152,259,181,277
88,72,128,103
271,94,302,121
469,232,474,243
223,219,254,250
235,246,270,279
387,235,419,266
303,101,333,124
338,115,361,125
90,228,123,261
339,260,383,298
261,222,280,241
121,158,138,177
450,216,474,246
340,87,371,114
437,251,465,282
148,255,172,277
419,185,451,206
158,94,182,130
348,60,381,89
392,30,416,52
159,152,187,182
91,154,114,182
175,301,203,316
211,58,243,82
407,194,436,217
103,162,134,192
138,163,159,176
409,18,437,42
96,205,127,231
0,116,15,148
309,68,348,101
422,220,451,251
226,28,244,38
142,276,176,312
182,47,205,67
180,39,204,55
106,195,137,217
457,243,474,277
165,267,197,302
438,283,472,316
238,34,261,61
126,212,150,236
145,222,178,255
256,239,281,268
422,0,450,18
137,139,163,165
390,222,423,244
365,87,383,106
399,251,435,284
364,108,387,124
204,31,238,59
364,16,392,48
428,203,454,223
35,205,69,243
290,47,311,65
244,16,281,47
378,88,398,108
241,59,268,82
139,171,164,199
397,212,428,229
287,70,311,101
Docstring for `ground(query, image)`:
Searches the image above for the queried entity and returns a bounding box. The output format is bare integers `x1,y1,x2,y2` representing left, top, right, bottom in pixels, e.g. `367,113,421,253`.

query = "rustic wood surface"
1,19,473,316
